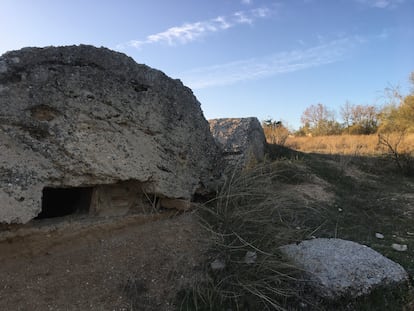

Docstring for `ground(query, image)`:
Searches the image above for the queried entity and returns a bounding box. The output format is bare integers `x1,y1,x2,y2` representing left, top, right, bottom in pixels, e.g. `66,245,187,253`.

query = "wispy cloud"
355,0,405,8
376,28,390,39
241,0,252,4
121,8,271,49
179,37,363,89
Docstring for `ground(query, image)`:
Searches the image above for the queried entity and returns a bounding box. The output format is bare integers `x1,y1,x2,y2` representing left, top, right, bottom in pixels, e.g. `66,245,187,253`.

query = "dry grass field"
285,133,414,156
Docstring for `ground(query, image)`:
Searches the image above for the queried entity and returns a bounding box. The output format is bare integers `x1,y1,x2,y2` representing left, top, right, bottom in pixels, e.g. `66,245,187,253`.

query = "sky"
1,0,413,129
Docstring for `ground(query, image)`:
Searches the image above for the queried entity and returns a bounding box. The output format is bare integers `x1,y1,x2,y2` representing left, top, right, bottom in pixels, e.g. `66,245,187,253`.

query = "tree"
300,103,341,136
377,72,414,175
349,105,378,134
340,101,353,134
340,101,379,135
379,75,414,133
398,94,414,132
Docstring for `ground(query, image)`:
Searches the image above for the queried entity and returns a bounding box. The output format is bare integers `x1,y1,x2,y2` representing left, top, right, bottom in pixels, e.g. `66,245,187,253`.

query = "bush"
378,132,414,176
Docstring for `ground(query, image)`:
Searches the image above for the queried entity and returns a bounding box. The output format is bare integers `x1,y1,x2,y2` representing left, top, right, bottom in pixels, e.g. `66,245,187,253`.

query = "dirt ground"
0,212,208,311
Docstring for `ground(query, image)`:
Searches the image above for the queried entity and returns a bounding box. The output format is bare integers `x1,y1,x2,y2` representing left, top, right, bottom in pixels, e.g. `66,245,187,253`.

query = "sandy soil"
0,212,207,311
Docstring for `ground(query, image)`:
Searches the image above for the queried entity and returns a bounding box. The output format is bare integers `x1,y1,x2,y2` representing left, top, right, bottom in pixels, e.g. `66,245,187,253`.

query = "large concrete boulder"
280,238,408,299
209,117,266,167
0,45,220,224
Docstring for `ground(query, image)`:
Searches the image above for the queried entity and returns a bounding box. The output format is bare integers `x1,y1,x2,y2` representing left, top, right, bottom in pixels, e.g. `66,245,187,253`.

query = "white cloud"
241,0,252,4
179,37,362,89
234,11,253,24
252,7,271,18
123,8,271,49
355,0,405,8
214,16,232,30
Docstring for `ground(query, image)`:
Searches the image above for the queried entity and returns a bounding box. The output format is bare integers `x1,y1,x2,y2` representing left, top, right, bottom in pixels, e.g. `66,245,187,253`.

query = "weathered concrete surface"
209,117,266,167
0,45,220,223
280,238,408,299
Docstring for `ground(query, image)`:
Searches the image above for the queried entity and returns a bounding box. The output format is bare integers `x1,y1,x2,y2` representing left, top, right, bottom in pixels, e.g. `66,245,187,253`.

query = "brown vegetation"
284,133,414,156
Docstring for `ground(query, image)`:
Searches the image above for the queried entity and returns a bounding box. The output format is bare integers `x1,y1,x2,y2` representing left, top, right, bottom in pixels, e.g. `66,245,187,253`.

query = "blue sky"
1,0,413,129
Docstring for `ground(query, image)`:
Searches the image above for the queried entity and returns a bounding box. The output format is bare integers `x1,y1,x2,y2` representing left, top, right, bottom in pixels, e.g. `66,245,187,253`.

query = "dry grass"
285,133,414,156
178,160,324,310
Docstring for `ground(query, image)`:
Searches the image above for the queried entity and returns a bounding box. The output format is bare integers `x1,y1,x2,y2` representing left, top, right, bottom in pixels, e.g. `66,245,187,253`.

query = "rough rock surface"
0,45,220,223
280,238,408,299
209,117,266,166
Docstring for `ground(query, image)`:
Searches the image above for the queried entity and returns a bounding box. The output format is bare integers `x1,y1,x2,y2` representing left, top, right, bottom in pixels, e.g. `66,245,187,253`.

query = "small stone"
243,251,257,264
391,243,408,252
375,233,384,239
211,258,226,271
338,208,343,212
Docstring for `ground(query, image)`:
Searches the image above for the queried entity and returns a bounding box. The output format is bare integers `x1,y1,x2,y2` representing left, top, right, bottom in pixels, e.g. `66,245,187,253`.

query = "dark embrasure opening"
36,187,93,219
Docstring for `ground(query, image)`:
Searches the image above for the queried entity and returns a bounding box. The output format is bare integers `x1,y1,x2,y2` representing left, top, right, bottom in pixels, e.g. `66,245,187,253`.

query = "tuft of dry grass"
178,160,323,310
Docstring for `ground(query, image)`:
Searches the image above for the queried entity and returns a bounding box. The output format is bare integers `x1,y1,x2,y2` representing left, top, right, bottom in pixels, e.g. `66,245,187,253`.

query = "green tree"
398,94,414,132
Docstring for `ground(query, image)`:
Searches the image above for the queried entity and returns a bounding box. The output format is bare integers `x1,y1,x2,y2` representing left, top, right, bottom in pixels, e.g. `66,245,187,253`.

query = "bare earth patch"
293,183,335,204
282,170,335,207
0,212,207,311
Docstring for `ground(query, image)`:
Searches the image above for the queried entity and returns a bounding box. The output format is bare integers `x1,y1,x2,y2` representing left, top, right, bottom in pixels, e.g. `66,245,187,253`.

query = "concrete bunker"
35,181,150,220
0,45,221,224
